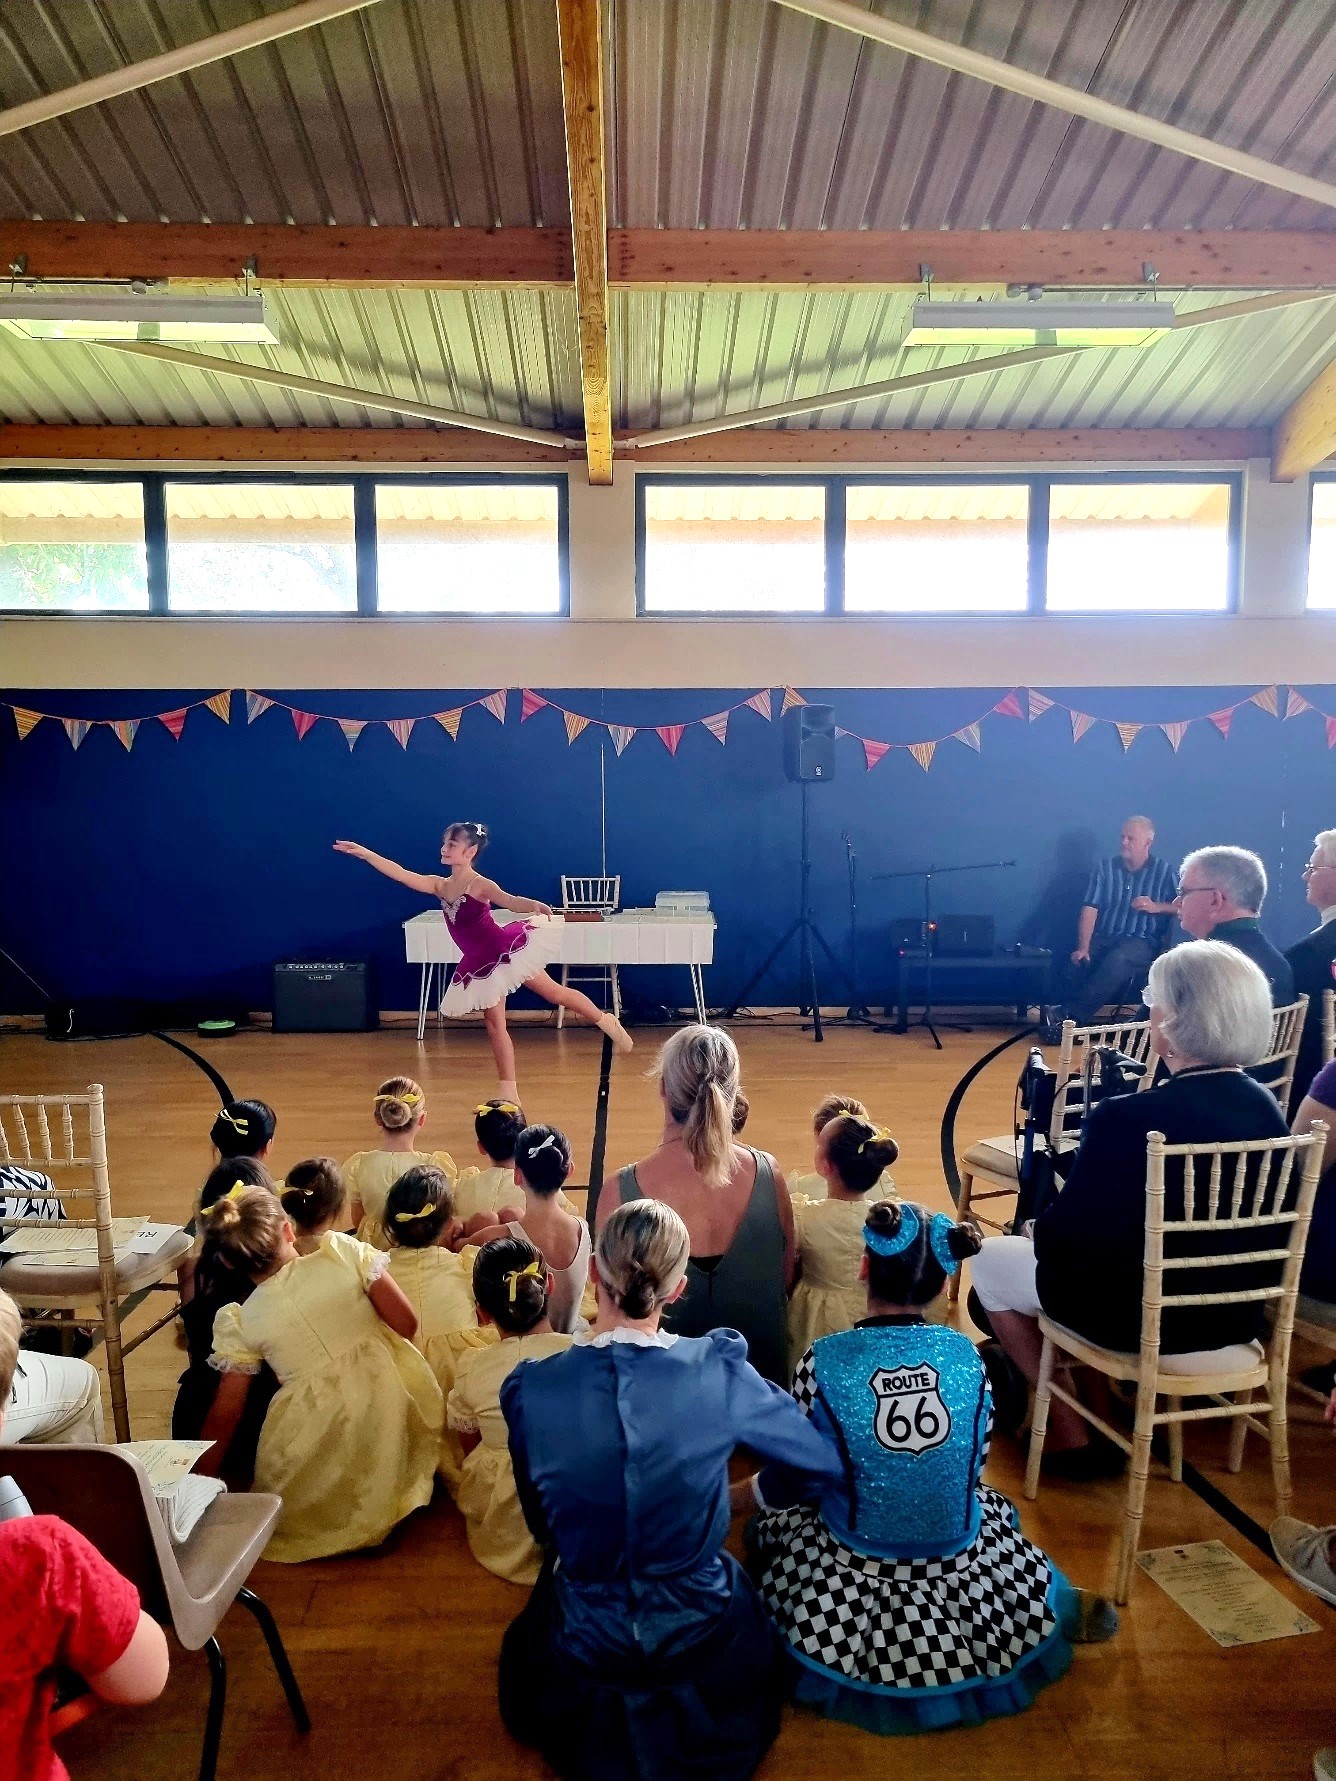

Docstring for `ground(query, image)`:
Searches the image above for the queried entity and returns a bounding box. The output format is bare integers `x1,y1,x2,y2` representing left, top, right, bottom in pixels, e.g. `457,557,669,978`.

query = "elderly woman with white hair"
970,940,1289,1480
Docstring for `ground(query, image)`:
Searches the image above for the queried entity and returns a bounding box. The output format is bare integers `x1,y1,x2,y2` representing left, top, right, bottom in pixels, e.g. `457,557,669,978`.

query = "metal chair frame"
556,874,622,1027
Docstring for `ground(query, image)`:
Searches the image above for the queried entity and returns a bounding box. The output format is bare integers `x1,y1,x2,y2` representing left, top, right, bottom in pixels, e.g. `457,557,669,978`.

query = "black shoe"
1041,1437,1127,1482
1038,1005,1066,1045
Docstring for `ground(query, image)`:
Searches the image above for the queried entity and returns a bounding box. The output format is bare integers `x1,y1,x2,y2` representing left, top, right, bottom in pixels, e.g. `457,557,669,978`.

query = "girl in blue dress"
749,1198,1116,1735
498,1199,844,1781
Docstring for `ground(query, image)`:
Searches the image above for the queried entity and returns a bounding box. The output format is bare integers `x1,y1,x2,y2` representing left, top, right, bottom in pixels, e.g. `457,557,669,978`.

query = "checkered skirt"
754,1484,1058,1694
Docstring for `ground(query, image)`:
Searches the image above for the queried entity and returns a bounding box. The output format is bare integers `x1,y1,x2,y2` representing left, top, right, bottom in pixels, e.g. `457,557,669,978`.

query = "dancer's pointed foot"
596,1013,634,1054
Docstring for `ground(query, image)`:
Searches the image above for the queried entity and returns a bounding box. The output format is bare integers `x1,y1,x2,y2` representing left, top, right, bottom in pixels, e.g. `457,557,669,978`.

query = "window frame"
634,469,1243,619
1306,472,1336,613
0,469,571,619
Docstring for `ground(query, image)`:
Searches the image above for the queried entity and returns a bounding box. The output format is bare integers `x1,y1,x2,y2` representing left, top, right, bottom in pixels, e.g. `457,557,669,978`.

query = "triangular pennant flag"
1115,721,1141,752
564,711,589,745
1285,688,1312,719
1070,711,1095,743
435,709,462,741
12,708,42,740
1027,690,1054,722
954,722,982,752
1327,718,1336,750
291,709,319,741
63,718,90,750
657,724,685,756
481,690,508,724
158,708,188,741
908,741,935,771
387,718,415,750
337,718,366,751
609,724,635,756
1161,721,1189,752
245,692,273,724
1209,708,1233,739
112,719,139,751
1250,686,1280,717
863,738,891,770
993,691,1024,719
743,690,773,721
702,711,730,745
780,688,806,714
205,691,232,723
521,690,548,722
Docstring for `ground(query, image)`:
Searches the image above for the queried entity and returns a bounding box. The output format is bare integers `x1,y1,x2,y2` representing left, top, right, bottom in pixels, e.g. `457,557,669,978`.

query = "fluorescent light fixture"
905,299,1177,348
0,292,278,344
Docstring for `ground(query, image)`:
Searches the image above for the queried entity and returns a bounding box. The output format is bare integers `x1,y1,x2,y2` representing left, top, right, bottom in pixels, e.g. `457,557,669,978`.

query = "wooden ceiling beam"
1273,358,1336,480
555,0,613,485
0,423,1266,467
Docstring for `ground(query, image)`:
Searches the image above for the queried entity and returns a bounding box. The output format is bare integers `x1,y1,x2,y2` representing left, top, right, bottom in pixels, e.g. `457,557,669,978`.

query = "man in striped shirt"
1063,815,1178,1023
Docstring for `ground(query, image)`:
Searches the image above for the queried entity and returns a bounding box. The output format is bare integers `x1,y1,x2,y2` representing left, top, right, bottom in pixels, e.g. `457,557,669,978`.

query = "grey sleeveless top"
617,1147,788,1384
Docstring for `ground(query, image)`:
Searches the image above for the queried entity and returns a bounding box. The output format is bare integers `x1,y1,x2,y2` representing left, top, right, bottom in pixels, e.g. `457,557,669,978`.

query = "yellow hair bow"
394,1203,437,1224
857,1125,894,1155
218,1109,249,1133
375,1091,421,1107
477,1100,521,1117
202,1181,250,1216
503,1258,541,1303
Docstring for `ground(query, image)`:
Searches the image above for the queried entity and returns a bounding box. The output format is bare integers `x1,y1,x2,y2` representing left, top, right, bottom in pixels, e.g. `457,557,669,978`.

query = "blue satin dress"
753,1316,1073,1733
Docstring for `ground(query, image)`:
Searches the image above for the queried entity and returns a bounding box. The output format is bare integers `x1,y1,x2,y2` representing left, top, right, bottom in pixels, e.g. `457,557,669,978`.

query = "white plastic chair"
557,874,621,1027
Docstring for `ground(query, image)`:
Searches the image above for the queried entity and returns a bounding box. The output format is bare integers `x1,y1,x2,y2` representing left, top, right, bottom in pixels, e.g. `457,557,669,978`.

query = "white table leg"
417,963,431,1042
691,964,707,1024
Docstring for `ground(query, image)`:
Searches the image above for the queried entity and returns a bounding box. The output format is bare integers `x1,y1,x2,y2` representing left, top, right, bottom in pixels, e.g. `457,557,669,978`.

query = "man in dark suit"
1175,846,1294,1004
1286,830,1336,1105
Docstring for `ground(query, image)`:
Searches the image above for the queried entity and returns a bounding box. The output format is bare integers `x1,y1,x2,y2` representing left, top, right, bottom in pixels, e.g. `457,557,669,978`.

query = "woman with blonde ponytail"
598,1025,794,1383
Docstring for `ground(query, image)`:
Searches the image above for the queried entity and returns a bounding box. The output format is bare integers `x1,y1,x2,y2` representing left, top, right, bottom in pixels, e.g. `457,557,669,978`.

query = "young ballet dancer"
750,1198,1116,1734
454,1099,528,1226
466,1124,590,1335
343,1076,458,1249
447,1236,574,1584
787,1112,900,1373
787,1093,888,1200
210,1098,277,1165
280,1158,348,1255
334,822,633,1099
197,1186,443,1561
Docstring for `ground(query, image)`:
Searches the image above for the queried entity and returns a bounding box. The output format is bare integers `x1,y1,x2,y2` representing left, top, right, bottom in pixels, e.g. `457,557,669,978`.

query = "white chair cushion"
0,1229,192,1306
961,1137,1020,1180
1043,1317,1264,1377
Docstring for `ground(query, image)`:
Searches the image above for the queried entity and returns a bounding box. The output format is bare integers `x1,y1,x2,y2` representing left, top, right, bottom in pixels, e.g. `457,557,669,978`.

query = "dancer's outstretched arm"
470,872,553,918
334,839,444,898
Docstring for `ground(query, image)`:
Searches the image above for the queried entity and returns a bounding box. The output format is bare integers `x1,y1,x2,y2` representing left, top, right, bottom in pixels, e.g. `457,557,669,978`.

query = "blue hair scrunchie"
862,1204,961,1276
927,1213,962,1277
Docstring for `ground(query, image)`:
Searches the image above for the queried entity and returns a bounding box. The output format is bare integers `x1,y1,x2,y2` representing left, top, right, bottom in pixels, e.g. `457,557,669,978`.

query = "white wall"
2,456,1330,690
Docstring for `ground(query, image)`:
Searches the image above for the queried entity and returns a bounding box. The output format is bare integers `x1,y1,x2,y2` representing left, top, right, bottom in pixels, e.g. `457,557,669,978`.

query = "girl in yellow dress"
786,1093,878,1200
787,1111,900,1375
447,1236,572,1584
454,1098,528,1230
197,1186,443,1563
279,1157,347,1255
343,1075,458,1249
382,1164,498,1487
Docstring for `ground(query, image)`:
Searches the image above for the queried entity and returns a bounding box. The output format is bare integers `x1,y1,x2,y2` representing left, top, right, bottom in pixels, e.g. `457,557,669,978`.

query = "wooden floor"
4,1016,1333,1781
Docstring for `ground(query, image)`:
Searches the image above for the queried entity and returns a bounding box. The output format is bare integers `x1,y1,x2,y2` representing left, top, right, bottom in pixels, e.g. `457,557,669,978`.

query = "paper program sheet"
118,1440,215,1490
1137,1540,1321,1646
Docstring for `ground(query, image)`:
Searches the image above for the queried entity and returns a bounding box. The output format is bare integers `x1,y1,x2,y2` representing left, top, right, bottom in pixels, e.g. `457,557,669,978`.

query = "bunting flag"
204,691,232,723
291,709,319,741
781,687,806,714
743,690,773,720
992,690,1025,719
481,690,508,723
245,692,273,724
158,709,188,741
12,708,42,740
63,719,91,750
954,722,982,751
908,741,935,771
386,718,415,749
1285,688,1312,719
1070,710,1096,742
1328,718,1336,750
112,720,139,751
657,724,685,756
863,738,891,770
1027,690,1054,722
702,711,730,744
609,725,635,756
337,718,366,750
1161,721,1189,752
435,709,462,741
1250,685,1280,717
1115,722,1141,752
1209,708,1233,738
564,711,589,745
521,690,548,722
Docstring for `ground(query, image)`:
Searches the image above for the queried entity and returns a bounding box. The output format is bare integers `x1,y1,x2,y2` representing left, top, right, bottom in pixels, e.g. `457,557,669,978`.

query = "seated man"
1286,829,1336,1106
0,1285,104,1447
1057,815,1176,1026
1175,845,1294,1004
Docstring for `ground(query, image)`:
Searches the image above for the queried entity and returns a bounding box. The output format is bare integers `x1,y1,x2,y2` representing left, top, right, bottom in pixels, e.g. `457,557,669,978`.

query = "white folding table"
403,909,716,1040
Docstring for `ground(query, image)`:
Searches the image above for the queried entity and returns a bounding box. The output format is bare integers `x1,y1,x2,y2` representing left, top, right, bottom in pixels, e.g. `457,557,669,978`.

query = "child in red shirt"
0,1290,169,1781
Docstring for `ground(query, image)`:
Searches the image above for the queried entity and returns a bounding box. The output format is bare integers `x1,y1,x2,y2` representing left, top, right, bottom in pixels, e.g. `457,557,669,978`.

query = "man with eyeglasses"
1172,846,1294,1005
1286,830,1336,1104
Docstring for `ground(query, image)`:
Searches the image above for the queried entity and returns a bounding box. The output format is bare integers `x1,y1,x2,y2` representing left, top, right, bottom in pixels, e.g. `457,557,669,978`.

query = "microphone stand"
843,831,872,1023
872,860,1017,1050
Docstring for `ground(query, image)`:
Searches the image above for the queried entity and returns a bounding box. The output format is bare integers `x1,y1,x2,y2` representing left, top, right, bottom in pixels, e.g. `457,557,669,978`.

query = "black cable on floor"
583,1034,614,1230
938,1025,1035,1206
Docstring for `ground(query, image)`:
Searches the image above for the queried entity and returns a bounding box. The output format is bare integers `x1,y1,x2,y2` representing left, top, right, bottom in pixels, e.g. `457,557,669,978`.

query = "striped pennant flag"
908,741,935,771
993,690,1024,719
1285,688,1312,719
743,690,773,720
205,691,232,723
112,719,139,751
954,722,982,752
246,692,273,724
337,719,366,751
863,738,890,770
1250,686,1280,717
702,711,730,744
63,719,91,750
1115,722,1141,752
12,708,42,740
1027,690,1054,722
521,690,547,721
435,709,463,740
158,709,188,740
1327,718,1336,750
780,687,806,714
1161,721,1189,752
1209,708,1233,738
387,718,415,749
291,709,319,741
564,711,589,745
481,690,508,723
657,724,685,756
609,725,635,756
1070,711,1096,742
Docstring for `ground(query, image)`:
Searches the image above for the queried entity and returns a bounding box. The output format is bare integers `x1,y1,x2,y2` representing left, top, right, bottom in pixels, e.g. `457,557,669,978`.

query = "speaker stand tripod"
724,781,853,1043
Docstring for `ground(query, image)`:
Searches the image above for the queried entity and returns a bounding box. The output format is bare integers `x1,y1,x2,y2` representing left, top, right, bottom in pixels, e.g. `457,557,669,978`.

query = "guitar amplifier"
934,914,995,957
272,961,377,1032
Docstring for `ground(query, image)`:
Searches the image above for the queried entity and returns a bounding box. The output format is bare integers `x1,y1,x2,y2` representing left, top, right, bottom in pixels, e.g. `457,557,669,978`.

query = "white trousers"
970,1235,1043,1316
2,1351,105,1445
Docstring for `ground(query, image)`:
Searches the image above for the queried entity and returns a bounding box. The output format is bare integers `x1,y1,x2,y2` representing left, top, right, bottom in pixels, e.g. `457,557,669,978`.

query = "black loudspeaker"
782,702,836,783
272,961,377,1033
934,914,996,957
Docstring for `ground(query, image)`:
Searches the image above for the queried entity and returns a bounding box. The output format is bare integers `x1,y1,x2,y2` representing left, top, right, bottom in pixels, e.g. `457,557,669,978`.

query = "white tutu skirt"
441,914,564,1016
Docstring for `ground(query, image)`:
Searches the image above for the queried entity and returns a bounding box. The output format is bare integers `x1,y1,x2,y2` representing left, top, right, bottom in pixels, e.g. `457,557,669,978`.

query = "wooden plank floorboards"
3,1019,1332,1781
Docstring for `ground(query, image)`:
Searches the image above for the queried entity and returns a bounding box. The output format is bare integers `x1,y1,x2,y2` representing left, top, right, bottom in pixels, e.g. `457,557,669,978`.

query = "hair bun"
864,1199,901,1236
947,1218,983,1261
622,1266,657,1320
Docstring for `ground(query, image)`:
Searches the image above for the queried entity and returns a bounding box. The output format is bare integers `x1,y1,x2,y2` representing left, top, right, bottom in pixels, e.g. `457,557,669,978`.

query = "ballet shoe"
596,1012,635,1054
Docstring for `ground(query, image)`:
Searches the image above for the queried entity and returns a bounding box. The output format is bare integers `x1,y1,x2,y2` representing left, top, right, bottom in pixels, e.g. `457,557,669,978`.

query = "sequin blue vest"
812,1323,990,1559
